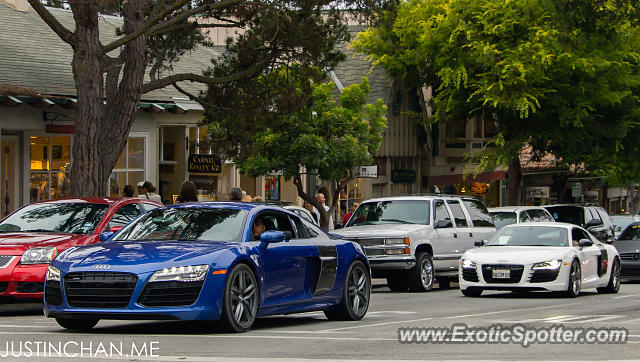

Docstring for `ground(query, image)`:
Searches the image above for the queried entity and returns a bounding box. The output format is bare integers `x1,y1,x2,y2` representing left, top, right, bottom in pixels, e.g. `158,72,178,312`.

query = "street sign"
355,165,377,178
571,182,582,198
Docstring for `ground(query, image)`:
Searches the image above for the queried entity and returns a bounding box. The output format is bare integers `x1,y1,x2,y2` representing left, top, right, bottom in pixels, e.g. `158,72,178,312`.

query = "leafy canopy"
353,0,640,184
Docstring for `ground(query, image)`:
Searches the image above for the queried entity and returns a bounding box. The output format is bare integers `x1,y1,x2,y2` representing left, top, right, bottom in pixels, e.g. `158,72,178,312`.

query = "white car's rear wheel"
597,257,621,294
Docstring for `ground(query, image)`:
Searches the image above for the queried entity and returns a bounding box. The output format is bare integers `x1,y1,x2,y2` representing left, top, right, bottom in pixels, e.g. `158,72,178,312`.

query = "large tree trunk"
507,156,522,206
69,1,147,197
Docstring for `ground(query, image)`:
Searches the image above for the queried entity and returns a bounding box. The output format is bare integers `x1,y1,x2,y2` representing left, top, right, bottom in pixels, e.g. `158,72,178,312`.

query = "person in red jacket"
342,202,360,225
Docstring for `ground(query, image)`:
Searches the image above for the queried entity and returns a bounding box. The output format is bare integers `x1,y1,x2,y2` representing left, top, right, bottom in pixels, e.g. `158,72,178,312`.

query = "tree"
27,0,384,197
352,0,640,204
205,66,387,230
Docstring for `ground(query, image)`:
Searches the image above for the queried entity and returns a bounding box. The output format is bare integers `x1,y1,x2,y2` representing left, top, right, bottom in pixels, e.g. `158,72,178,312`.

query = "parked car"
610,215,640,236
543,204,615,243
44,202,370,332
283,205,318,225
334,195,496,292
459,223,621,297
489,206,555,229
612,222,640,279
0,197,161,300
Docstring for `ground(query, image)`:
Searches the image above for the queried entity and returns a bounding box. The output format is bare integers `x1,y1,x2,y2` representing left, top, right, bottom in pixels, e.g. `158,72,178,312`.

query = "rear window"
462,199,494,227
546,206,584,225
490,212,517,230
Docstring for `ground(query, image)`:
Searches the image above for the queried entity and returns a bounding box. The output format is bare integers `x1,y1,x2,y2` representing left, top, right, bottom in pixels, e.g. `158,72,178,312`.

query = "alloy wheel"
230,269,257,328
347,264,370,318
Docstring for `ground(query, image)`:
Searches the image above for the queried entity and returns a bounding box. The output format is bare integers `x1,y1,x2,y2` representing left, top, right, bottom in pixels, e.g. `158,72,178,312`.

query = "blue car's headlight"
46,265,61,282
148,265,209,282
21,247,57,265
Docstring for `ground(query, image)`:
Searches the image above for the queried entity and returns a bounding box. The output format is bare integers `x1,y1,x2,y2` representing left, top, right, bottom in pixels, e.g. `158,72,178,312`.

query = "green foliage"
353,0,640,184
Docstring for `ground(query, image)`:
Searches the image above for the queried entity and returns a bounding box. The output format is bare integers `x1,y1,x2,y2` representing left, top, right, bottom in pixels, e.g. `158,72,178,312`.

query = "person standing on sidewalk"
312,193,334,230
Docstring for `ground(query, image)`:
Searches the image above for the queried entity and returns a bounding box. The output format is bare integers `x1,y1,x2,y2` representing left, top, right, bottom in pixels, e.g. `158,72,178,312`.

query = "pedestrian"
342,201,359,225
312,192,334,230
138,181,162,203
252,196,264,203
242,193,253,202
176,180,198,203
229,187,243,201
123,185,134,198
137,181,144,196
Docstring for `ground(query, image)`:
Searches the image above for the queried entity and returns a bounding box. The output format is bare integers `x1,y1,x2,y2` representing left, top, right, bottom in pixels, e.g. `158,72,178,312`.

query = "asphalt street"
1,280,640,361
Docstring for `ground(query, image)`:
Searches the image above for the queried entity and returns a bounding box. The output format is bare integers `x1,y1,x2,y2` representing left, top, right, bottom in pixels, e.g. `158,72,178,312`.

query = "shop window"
29,136,71,202
338,180,363,223
265,175,281,201
110,137,146,197
446,119,466,139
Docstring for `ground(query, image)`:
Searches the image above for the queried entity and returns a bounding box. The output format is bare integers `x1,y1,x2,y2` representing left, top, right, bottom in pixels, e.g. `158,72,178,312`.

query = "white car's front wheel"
565,259,581,298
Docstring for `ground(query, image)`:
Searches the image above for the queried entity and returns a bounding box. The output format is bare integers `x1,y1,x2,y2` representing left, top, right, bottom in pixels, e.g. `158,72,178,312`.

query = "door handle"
469,232,473,237
453,233,457,238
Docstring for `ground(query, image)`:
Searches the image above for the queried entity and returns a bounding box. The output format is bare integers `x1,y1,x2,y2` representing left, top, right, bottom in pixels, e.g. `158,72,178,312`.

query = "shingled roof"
331,25,391,105
0,1,221,102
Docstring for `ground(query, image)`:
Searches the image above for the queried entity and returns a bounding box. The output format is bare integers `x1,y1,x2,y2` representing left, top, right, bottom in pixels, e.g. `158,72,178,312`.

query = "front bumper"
44,269,227,321
458,263,570,292
0,257,47,300
620,261,640,278
367,255,416,270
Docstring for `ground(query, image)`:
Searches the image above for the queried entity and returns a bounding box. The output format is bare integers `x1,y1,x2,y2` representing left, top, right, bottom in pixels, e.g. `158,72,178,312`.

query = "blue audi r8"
43,202,371,332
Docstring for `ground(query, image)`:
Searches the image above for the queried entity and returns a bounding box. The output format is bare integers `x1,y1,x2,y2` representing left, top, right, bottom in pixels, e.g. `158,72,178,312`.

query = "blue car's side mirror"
100,231,115,242
260,231,286,244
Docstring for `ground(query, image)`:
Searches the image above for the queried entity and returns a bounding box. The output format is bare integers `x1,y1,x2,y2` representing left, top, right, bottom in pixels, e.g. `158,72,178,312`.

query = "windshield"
486,226,569,247
114,207,248,242
618,223,640,240
490,212,517,230
611,216,637,234
345,200,430,227
0,203,109,234
546,206,584,225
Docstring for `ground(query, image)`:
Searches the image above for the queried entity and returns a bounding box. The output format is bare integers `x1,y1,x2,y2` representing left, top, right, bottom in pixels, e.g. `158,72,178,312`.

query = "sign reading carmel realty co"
188,154,221,174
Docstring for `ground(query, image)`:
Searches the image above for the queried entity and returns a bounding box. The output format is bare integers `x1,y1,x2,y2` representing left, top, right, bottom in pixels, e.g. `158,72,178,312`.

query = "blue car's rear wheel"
324,260,370,321
221,263,258,332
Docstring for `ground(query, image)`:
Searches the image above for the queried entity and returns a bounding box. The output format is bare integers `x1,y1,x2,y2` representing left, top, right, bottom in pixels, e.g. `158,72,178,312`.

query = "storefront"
426,171,506,207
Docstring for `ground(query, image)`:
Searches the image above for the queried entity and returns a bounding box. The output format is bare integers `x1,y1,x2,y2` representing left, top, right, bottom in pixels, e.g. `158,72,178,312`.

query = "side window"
584,208,596,222
446,200,468,227
520,211,532,222
141,202,161,212
571,228,590,246
290,215,308,239
596,208,611,226
462,199,494,227
540,210,555,222
109,204,141,229
434,200,453,227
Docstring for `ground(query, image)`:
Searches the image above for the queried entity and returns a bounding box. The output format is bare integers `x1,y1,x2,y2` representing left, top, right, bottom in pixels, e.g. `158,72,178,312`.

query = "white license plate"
492,269,510,279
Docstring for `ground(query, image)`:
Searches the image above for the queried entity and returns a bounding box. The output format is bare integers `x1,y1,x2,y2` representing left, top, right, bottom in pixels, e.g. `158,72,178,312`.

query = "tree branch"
27,0,76,46
142,59,271,94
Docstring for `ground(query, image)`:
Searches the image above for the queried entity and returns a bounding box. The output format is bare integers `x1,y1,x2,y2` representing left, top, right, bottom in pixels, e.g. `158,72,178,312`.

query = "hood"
335,224,427,238
463,246,571,264
57,240,240,270
0,233,92,254
613,239,640,254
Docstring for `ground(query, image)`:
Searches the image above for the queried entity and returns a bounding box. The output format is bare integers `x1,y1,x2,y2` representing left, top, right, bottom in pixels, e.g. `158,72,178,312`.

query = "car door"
432,199,459,271
295,218,340,297
253,211,319,306
571,227,600,286
446,199,474,258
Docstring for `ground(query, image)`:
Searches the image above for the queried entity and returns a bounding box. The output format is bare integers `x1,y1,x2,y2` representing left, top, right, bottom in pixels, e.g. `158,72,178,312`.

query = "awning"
424,171,507,187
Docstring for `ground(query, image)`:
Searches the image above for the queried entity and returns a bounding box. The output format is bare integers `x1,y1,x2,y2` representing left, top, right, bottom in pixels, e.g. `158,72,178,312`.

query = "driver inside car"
252,216,266,240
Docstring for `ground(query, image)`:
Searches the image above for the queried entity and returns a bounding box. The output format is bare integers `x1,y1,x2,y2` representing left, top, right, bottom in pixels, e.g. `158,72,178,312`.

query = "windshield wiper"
381,219,418,224
21,229,55,233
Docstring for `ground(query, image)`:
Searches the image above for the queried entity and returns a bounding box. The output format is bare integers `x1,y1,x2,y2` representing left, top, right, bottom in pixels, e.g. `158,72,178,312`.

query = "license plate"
492,269,510,279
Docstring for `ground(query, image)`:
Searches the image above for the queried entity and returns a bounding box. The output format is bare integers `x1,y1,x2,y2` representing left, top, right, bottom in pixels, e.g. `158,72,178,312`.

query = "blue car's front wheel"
324,260,370,321
221,263,258,332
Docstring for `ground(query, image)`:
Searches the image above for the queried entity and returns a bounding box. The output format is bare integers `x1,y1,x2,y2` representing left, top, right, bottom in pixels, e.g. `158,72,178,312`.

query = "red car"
0,197,162,300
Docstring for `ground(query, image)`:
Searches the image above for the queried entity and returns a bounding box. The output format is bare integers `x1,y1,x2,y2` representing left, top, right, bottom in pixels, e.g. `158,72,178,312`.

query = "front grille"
363,248,384,256
462,268,479,282
350,238,385,247
16,282,43,293
44,281,62,305
620,253,640,261
138,281,204,307
529,269,560,283
64,272,137,308
0,282,7,293
482,264,524,283
0,256,15,269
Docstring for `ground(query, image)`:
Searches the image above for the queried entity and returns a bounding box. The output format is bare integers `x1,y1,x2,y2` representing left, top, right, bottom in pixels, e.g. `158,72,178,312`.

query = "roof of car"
362,195,474,203
163,201,278,212
502,222,576,229
543,204,602,209
489,206,547,212
34,197,123,205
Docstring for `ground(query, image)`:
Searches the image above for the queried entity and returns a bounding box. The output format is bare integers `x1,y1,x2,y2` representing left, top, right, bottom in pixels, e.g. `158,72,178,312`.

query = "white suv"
334,196,497,292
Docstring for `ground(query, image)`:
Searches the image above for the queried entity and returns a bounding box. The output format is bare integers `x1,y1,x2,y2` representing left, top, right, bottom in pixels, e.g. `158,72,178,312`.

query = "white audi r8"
459,223,620,297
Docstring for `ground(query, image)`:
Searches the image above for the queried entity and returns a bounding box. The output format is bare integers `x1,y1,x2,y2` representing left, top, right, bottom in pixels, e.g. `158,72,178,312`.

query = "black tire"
461,288,482,297
55,317,99,330
386,276,407,292
220,263,259,332
565,259,581,298
438,277,451,289
406,252,434,292
324,260,371,321
597,257,621,294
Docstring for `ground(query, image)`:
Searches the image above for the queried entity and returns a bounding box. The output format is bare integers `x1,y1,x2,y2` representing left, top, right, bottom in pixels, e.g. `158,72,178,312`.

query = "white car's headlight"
21,247,57,265
148,265,209,282
461,259,476,269
46,265,61,282
386,237,409,245
532,259,562,270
